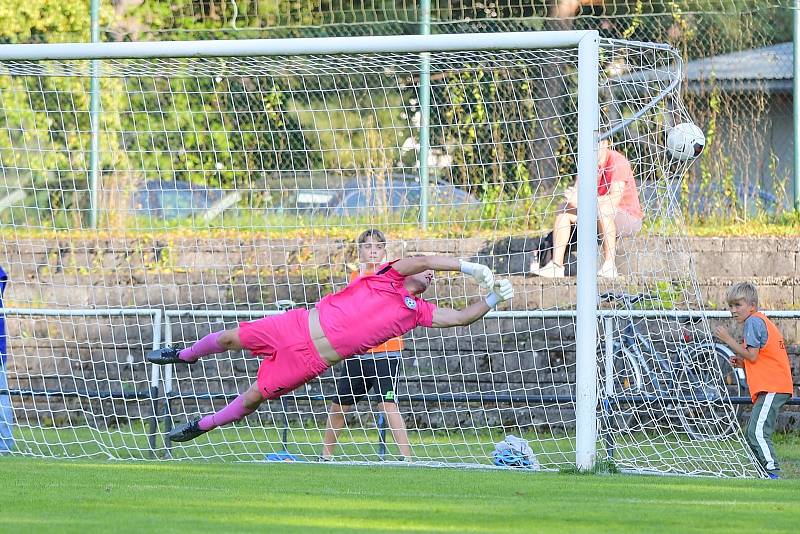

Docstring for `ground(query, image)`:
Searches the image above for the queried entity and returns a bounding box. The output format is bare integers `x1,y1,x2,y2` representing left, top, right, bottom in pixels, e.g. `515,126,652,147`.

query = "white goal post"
0,31,762,477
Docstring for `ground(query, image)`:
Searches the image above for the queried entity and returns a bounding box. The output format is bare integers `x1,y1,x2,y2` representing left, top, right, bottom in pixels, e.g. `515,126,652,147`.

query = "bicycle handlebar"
599,292,659,306
599,292,705,325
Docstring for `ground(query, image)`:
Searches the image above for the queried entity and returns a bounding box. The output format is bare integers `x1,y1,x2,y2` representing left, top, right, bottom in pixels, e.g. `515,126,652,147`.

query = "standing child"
714,282,794,479
321,229,412,461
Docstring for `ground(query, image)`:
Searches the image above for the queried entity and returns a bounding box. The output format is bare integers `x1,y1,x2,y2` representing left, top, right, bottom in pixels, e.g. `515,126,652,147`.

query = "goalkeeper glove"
459,260,494,290
485,279,514,308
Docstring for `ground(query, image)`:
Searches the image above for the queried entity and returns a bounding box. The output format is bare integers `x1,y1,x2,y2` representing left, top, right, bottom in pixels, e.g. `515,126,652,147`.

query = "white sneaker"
531,261,565,278
598,261,619,279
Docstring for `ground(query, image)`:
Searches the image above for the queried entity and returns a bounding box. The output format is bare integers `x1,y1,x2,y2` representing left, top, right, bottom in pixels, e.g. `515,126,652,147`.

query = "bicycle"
597,292,747,442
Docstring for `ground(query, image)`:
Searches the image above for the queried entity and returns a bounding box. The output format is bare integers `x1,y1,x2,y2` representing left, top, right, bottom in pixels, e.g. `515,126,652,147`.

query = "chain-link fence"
1,0,795,221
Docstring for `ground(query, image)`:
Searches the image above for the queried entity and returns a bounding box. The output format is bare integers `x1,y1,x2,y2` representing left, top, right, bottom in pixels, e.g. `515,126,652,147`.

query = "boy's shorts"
335,355,401,406
238,308,330,400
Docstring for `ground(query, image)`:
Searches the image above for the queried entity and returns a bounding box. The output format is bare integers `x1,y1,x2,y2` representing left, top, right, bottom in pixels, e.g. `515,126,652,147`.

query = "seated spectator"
531,139,642,278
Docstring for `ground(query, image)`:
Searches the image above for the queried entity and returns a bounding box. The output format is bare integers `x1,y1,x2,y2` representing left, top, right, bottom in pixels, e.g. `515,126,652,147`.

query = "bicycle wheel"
598,347,645,432
712,343,748,402
675,344,743,440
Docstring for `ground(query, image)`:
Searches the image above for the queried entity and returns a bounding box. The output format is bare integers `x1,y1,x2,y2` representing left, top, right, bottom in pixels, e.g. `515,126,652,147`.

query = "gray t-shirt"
742,315,768,349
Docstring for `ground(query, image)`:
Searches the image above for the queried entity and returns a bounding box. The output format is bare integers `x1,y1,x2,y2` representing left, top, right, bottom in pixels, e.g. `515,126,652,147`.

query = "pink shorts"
614,210,643,237
238,308,331,400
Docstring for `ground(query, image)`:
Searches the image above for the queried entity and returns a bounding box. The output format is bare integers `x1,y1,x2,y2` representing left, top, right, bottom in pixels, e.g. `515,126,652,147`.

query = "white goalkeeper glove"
485,279,514,308
459,260,494,290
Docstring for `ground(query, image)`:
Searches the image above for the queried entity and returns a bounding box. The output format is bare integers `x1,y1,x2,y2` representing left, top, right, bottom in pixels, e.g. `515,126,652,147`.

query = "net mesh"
0,37,761,476
7,2,793,215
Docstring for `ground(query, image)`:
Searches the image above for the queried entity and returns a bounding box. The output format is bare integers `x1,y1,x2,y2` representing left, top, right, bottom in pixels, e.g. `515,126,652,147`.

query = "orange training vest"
742,311,794,402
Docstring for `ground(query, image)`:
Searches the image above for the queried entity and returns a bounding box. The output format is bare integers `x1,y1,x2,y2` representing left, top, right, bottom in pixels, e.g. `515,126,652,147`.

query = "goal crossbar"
0,31,596,60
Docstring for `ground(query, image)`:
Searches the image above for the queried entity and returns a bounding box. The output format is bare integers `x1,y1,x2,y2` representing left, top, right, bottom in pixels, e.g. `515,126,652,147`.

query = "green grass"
11,421,579,466
773,432,800,478
1,455,799,533
3,427,800,532
684,211,800,237
10,421,768,479
7,211,798,243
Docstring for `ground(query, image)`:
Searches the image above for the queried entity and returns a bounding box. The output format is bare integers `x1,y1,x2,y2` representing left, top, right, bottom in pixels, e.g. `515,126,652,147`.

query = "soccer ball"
666,122,705,161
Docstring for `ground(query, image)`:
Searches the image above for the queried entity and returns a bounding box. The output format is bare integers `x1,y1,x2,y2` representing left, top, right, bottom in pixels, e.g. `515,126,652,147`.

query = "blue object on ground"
265,451,306,462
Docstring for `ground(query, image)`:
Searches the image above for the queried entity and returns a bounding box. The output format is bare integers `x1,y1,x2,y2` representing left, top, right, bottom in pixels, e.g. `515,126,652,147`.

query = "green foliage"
291,92,408,173
685,210,800,237
0,0,107,44
435,62,574,198
0,0,794,231
124,74,310,189
0,71,128,228
629,280,690,310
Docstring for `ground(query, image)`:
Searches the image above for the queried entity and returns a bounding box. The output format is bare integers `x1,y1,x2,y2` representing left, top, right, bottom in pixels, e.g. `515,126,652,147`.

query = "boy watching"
713,282,794,479
321,229,413,461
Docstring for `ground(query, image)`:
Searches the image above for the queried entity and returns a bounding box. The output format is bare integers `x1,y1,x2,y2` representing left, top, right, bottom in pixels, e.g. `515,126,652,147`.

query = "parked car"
132,180,228,220
289,174,479,216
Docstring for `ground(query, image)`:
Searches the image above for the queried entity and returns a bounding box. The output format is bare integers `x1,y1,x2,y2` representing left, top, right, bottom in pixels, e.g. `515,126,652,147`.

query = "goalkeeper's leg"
169,309,331,443
148,329,243,365
169,382,263,442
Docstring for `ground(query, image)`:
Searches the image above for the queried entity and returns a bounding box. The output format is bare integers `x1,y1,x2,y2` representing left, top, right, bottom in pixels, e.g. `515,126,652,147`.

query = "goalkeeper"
148,256,514,442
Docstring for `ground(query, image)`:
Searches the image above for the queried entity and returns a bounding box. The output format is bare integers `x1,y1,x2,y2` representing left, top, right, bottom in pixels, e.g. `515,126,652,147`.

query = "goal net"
0,33,762,477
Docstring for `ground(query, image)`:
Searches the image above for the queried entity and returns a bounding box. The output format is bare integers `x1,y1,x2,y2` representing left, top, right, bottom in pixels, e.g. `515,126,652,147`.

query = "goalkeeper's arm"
430,280,514,328
393,256,495,289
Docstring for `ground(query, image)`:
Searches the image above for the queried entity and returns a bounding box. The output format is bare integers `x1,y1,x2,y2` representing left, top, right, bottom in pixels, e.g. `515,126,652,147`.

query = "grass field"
9,421,769,478
6,427,800,534
2,435,800,533
1,459,798,533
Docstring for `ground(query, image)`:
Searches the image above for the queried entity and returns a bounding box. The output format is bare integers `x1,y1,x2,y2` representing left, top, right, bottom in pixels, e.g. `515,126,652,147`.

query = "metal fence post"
419,0,431,230
89,0,100,228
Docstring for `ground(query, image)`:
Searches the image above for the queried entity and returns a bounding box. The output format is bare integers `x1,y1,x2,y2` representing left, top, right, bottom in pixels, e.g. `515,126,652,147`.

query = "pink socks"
179,331,224,363
179,332,256,431
198,395,255,431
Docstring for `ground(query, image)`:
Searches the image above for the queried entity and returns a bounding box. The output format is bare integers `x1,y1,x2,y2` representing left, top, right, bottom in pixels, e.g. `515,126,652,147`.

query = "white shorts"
614,210,642,237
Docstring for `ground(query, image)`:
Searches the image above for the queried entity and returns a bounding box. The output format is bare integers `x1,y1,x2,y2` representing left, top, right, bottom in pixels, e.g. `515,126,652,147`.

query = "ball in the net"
666,122,705,161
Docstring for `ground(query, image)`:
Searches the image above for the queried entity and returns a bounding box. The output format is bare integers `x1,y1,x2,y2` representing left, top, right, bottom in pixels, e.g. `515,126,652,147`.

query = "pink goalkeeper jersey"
316,260,437,358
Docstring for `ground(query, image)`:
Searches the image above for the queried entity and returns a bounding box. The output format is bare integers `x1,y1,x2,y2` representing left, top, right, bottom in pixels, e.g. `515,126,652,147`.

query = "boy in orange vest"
714,282,794,479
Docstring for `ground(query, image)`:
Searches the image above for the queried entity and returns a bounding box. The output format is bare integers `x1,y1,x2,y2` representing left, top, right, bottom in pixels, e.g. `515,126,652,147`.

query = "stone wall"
2,235,798,430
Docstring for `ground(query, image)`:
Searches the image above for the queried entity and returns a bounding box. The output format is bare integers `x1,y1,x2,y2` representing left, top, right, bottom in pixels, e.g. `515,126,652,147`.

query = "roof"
613,42,793,94
684,42,792,93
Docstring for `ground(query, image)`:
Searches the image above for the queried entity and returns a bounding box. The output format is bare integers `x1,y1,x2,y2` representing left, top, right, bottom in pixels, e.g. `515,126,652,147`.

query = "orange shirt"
597,150,643,219
348,269,404,353
742,311,794,402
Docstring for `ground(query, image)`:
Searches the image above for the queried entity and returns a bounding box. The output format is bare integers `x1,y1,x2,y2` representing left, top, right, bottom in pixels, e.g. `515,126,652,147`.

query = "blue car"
291,175,479,216
132,180,227,220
